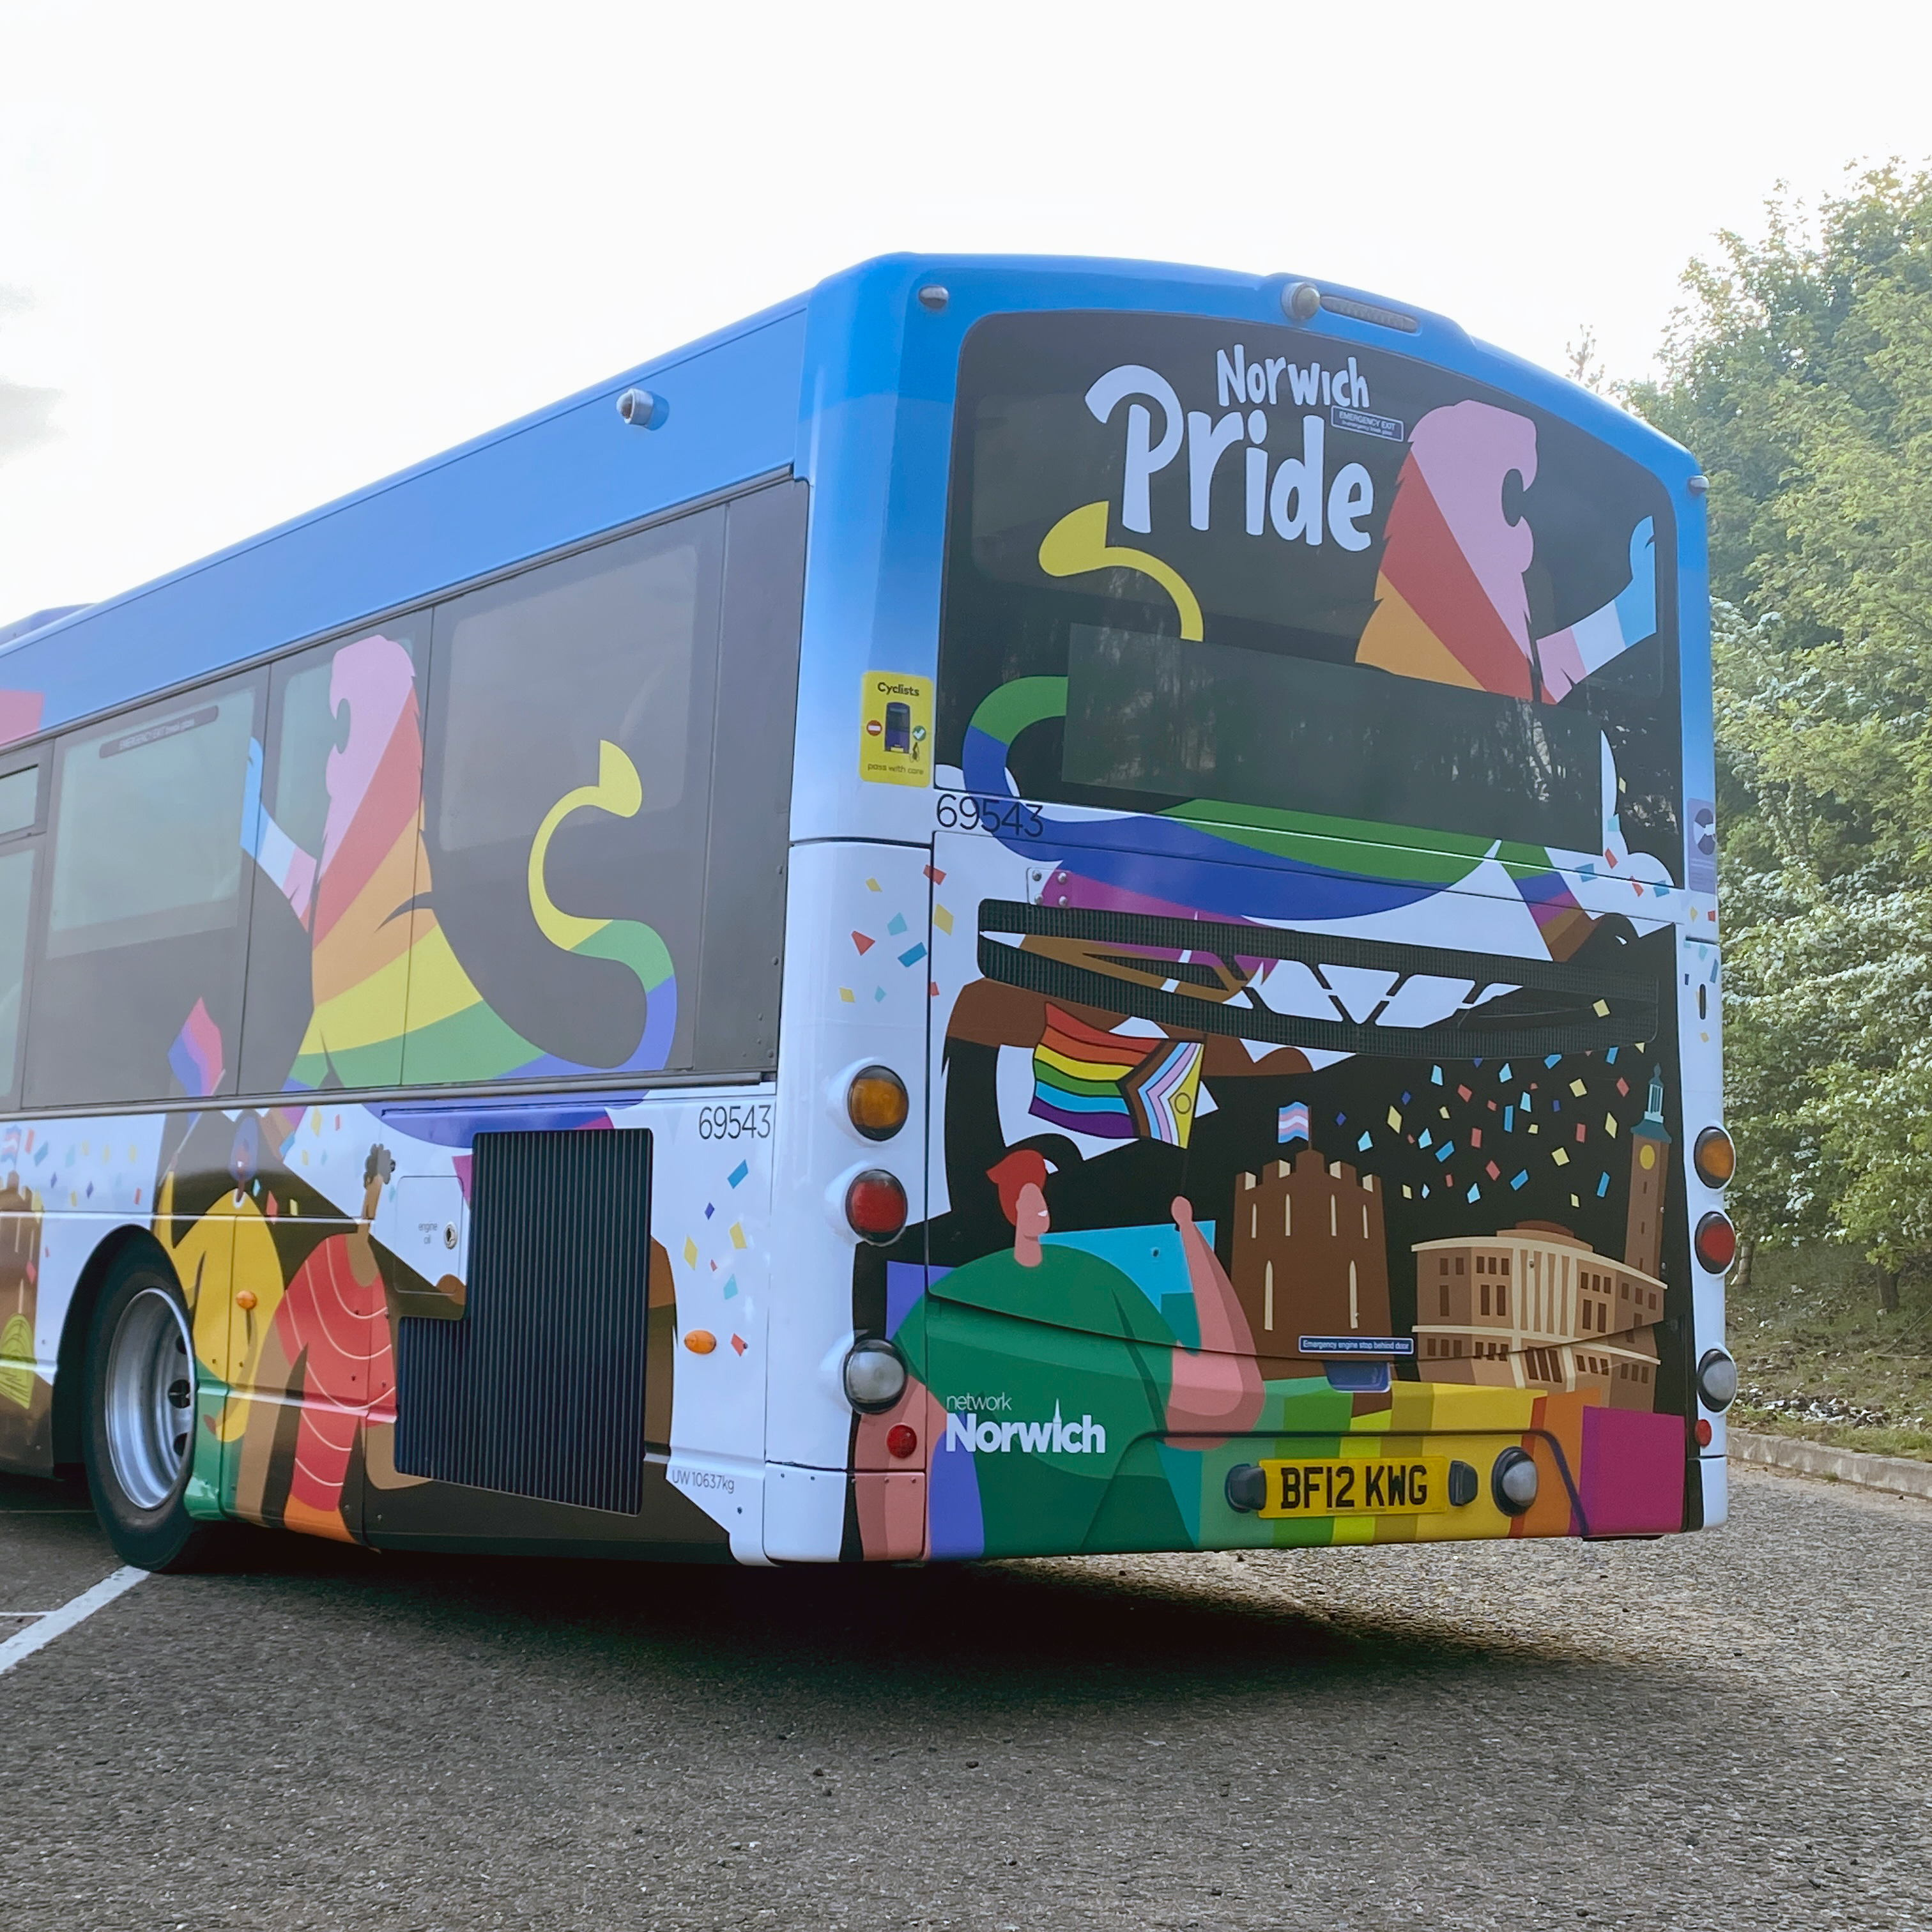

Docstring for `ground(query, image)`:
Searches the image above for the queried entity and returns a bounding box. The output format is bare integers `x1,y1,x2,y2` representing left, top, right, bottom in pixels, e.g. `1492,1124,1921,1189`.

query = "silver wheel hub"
104,1286,195,1511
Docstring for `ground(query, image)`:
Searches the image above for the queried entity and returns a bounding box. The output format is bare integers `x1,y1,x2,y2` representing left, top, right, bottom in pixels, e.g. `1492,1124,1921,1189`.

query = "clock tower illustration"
1625,1068,1671,1276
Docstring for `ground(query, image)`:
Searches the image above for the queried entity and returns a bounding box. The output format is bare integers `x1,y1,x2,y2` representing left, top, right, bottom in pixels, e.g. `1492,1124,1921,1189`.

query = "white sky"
3,0,1928,624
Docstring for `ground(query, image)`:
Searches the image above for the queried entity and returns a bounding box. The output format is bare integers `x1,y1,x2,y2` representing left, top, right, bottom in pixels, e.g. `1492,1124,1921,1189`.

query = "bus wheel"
83,1253,223,1572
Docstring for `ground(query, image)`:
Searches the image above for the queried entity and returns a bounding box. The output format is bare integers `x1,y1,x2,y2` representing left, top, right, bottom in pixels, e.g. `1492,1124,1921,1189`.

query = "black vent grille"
977,900,1655,1061
395,1128,652,1514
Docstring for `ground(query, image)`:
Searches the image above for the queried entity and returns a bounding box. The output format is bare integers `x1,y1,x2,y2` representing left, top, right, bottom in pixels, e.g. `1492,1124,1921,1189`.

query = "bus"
0,256,1740,1571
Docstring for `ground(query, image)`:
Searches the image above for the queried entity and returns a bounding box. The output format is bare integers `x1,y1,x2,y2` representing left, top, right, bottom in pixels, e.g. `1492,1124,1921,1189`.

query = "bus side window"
0,847,35,1100
234,622,428,1096
26,684,259,1107
0,758,43,1105
0,765,38,841
410,507,726,1082
694,480,806,1075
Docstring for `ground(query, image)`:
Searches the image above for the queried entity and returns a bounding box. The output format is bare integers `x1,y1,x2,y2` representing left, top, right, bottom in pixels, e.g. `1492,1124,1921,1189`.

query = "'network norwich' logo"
942,1403,1107,1456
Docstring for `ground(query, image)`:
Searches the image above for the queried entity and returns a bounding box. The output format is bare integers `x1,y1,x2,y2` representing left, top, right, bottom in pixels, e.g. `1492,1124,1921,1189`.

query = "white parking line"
0,1567,148,1678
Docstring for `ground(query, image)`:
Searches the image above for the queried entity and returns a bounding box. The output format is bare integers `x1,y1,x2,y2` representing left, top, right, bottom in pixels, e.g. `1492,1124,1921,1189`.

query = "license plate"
1257,1456,1451,1519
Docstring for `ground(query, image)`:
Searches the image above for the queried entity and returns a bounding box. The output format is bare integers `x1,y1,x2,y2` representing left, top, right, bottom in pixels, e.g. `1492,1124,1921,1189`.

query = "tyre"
83,1250,226,1571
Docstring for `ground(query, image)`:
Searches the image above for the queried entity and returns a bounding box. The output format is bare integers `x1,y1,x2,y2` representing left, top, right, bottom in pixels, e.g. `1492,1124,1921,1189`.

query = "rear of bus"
801,264,1736,1561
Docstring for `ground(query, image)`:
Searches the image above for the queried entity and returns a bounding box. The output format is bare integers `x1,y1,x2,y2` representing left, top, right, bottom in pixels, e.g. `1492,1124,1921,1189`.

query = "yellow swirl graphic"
1038,501,1204,641
526,740,644,950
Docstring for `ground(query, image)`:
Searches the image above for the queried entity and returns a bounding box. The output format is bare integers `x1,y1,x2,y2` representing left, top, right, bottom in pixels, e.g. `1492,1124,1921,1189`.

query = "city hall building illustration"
1232,1072,1674,1411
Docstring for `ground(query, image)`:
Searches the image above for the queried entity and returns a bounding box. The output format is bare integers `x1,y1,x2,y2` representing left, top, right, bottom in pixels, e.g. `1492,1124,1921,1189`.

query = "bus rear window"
937,310,1681,871
1064,624,1602,851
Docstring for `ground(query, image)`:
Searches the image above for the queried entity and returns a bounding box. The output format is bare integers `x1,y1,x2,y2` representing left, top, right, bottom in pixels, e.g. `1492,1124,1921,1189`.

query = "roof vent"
0,604,88,649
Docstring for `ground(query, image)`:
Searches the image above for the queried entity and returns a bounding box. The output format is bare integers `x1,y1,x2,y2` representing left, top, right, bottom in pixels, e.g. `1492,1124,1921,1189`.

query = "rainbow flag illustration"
1029,1005,1151,1138
1123,1039,1204,1149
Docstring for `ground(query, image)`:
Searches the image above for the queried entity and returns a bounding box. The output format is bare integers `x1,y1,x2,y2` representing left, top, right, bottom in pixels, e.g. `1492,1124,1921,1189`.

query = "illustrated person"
859,1149,1264,1559
234,1144,397,1541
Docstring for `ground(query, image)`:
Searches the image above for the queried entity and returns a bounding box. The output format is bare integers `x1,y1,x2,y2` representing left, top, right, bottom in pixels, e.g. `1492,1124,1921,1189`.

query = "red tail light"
886,1424,919,1460
1694,1211,1737,1273
845,1169,908,1243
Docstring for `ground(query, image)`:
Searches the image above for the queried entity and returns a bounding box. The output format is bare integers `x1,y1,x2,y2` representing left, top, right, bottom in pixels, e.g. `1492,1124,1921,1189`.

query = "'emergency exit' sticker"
858,672,932,786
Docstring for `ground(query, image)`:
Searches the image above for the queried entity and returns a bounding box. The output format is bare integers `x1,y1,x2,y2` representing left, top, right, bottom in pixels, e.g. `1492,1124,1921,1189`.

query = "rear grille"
977,900,1655,1061
395,1128,652,1514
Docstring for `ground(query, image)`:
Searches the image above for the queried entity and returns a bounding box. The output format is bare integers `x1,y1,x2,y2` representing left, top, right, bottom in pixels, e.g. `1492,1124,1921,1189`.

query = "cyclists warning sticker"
859,672,932,786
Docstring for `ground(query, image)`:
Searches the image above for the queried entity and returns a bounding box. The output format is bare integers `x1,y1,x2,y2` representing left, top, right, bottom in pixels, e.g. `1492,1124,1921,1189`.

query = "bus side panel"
8,1093,772,1559
351,1091,771,1561
762,840,930,1561
1681,924,1728,1519
0,1116,172,1480
645,1089,775,1560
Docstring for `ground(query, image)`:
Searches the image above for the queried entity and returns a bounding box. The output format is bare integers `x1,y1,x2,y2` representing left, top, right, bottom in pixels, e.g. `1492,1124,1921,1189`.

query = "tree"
1565,324,1606,395
1629,165,1932,1297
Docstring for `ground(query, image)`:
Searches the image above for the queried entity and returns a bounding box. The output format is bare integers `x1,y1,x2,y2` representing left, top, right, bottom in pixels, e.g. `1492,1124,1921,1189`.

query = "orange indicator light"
1693,1126,1735,1189
847,1066,910,1141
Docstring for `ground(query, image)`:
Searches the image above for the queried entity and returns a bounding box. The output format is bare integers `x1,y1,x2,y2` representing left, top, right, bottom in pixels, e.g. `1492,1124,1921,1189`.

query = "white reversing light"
842,1338,908,1413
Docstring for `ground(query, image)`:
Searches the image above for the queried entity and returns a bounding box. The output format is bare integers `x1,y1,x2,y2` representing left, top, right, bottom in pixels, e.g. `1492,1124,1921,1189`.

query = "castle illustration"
1230,1149,1394,1361
1409,1068,1672,1412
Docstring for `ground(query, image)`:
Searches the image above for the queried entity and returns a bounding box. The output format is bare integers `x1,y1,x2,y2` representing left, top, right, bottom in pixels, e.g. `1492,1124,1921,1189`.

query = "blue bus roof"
0,254,1694,749
0,292,810,744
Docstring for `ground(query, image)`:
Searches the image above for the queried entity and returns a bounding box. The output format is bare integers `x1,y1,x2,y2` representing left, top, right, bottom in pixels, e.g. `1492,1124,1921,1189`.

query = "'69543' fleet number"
935,792,1044,837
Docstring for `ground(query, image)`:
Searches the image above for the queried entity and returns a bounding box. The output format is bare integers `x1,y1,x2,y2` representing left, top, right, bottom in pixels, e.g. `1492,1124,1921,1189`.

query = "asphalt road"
1,1466,1927,1932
